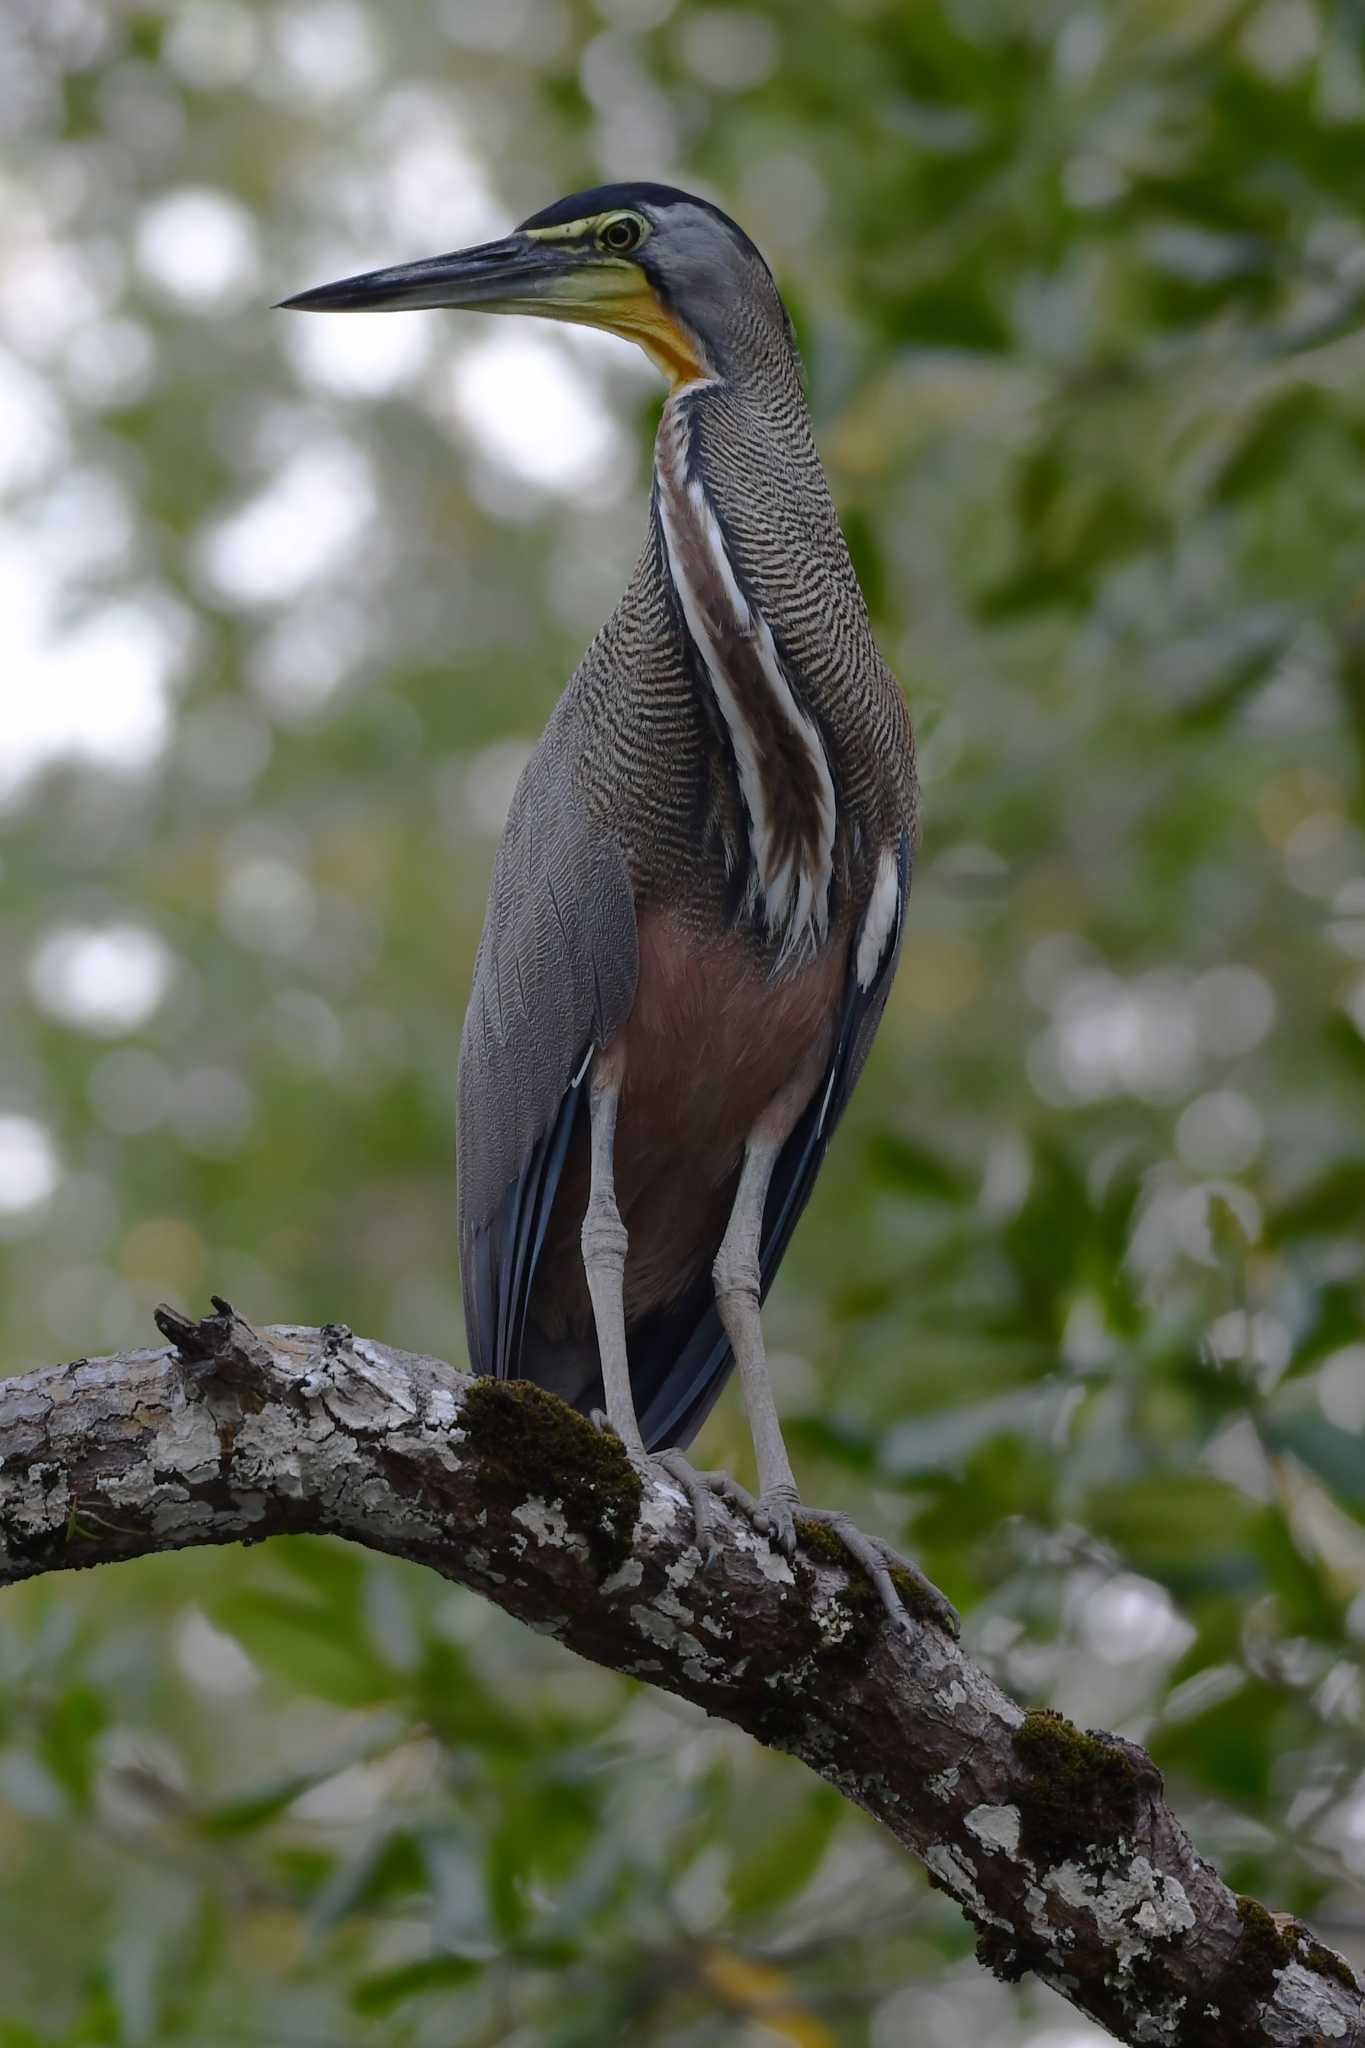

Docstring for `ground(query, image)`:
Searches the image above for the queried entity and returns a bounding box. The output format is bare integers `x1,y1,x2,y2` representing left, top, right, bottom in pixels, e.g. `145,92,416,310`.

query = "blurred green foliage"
2,0,1365,2039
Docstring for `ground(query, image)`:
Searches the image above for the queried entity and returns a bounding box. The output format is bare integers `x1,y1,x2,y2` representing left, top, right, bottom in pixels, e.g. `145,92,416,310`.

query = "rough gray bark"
1,1300,1361,2047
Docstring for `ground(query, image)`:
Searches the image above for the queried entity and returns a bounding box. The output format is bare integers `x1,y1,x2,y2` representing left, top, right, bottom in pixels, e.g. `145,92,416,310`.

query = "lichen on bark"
0,1303,1361,2048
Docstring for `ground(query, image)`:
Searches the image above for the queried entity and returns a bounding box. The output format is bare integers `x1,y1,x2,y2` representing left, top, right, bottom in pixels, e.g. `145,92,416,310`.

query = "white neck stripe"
655,400,836,967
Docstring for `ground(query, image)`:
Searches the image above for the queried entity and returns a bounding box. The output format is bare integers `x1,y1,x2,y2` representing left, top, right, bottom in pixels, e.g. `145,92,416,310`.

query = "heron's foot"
653,1451,774,1567
643,1460,802,1569
585,1416,729,1565
731,1477,800,1558
795,1507,959,1639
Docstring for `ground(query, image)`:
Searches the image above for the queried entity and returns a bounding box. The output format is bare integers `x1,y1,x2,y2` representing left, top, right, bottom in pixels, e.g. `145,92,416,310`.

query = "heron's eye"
600,215,644,254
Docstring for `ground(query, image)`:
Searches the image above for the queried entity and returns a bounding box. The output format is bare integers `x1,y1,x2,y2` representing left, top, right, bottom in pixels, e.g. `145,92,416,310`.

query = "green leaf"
1263,1414,1365,1513
727,1791,841,1919
195,1717,403,1836
1084,1472,1260,1588
308,1826,428,1930
350,1953,483,2015
1268,1162,1365,1242
0,2021,50,2048
267,1533,367,1603
1252,1506,1344,1638
37,1685,108,1810
211,1588,391,1706
879,1388,1057,1478
866,1131,968,1202
1153,1678,1287,1802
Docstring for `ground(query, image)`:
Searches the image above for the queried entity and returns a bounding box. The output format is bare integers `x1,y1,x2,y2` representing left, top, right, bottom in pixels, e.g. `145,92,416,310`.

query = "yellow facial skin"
525,213,711,390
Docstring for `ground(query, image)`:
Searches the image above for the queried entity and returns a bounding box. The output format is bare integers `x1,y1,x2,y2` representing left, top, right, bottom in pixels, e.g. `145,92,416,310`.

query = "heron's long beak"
279,230,708,388
277,233,625,320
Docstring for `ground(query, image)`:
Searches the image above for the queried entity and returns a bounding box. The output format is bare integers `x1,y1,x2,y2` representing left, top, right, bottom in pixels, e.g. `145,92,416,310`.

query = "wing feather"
457,703,638,1379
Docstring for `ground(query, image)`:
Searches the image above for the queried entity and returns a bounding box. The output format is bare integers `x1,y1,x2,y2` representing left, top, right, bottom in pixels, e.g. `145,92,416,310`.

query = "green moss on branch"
1011,1708,1140,1865
460,1378,642,1576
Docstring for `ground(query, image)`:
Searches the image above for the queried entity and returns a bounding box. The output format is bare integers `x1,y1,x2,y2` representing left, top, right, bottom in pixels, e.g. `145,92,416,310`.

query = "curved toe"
796,1506,960,1639
753,1487,799,1558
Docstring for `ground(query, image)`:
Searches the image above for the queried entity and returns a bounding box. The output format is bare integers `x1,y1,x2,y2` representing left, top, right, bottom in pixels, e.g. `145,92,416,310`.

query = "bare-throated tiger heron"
282,183,956,1634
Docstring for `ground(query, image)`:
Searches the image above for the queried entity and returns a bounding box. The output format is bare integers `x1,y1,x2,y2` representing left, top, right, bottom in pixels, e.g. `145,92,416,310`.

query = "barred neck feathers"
654,387,837,970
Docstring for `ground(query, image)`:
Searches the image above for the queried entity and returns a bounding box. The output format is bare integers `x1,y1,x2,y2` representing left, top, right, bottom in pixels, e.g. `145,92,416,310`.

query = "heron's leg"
711,1134,801,1553
581,1060,733,1559
702,1093,959,1639
581,1057,644,1461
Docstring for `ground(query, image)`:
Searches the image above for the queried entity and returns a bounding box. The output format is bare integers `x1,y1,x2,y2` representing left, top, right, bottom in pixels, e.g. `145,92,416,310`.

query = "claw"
755,1488,798,1558
654,1448,721,1566
638,1457,957,1636
797,1507,959,1639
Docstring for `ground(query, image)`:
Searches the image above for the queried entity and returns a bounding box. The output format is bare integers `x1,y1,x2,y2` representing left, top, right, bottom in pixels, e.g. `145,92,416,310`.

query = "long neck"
687,317,835,524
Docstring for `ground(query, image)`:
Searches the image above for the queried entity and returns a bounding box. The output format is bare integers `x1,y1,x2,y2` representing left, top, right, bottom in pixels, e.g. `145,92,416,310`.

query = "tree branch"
2,1301,1361,2046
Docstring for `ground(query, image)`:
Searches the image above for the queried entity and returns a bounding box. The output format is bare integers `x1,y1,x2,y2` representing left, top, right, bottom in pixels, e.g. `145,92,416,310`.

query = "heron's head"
279,182,791,390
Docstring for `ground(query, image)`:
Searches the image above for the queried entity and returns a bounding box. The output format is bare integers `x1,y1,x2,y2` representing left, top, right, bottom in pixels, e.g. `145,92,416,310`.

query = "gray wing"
457,702,638,1378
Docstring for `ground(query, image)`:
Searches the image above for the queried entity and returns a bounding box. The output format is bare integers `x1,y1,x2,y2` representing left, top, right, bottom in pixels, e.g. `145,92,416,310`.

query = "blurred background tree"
2,0,1365,2040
